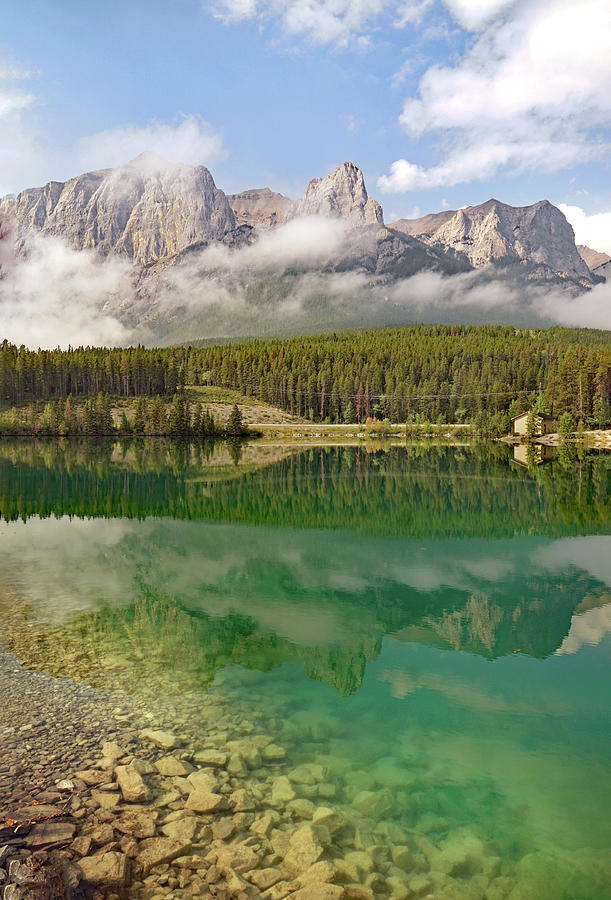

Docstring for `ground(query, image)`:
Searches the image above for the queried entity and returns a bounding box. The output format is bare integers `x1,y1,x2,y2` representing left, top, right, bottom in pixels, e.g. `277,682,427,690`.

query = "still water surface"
0,440,609,899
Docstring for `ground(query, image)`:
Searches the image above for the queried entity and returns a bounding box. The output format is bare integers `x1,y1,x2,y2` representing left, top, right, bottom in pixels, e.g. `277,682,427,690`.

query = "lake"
0,439,609,900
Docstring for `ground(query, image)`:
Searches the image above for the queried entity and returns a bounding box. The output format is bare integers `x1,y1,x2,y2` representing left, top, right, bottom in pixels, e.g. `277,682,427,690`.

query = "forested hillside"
1,325,610,427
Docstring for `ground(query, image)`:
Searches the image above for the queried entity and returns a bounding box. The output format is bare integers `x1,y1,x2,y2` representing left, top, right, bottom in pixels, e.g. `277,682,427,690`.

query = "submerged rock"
154,756,193,777
136,837,193,875
78,851,129,889
115,764,151,803
138,729,179,750
284,825,327,874
185,789,227,813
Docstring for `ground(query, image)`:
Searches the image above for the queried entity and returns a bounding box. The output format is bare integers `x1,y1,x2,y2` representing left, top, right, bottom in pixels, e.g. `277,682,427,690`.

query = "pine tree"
525,408,539,441
168,393,189,435
558,411,576,441
343,401,356,424
96,393,114,434
226,404,245,436
133,397,148,434
119,411,131,434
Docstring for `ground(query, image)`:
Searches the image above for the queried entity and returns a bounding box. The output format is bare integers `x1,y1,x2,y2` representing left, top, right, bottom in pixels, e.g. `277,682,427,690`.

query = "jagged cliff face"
1,155,599,338
292,161,384,226
0,153,236,266
228,188,293,230
578,244,610,269
391,199,595,285
578,244,611,273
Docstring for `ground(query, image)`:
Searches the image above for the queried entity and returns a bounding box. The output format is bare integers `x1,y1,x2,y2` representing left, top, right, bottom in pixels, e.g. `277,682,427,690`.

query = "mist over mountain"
0,153,609,347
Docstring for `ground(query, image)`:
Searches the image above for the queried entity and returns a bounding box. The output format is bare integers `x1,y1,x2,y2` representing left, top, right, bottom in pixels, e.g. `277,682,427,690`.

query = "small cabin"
511,411,556,436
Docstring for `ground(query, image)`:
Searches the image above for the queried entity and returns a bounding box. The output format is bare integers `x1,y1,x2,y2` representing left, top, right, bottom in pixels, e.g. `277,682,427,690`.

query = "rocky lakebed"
2,641,604,900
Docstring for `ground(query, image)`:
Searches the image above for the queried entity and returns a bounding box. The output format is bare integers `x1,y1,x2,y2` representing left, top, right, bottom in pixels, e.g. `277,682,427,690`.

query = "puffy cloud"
559,205,611,256
379,140,588,191
0,234,134,349
209,0,431,46
0,59,43,197
76,114,226,173
199,215,349,272
440,0,516,31
381,0,611,191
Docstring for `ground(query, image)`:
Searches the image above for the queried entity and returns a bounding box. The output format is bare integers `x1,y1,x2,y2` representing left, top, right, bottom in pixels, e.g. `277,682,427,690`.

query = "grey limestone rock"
228,188,293,230
0,152,235,266
391,198,595,286
292,162,383,227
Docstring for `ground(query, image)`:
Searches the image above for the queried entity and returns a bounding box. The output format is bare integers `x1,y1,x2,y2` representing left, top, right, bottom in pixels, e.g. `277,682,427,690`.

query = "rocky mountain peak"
228,187,293,231
292,162,384,226
578,244,611,271
0,155,236,266
390,198,593,285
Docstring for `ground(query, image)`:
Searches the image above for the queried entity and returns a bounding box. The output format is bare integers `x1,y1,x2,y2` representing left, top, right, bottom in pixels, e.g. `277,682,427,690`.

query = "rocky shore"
2,649,607,900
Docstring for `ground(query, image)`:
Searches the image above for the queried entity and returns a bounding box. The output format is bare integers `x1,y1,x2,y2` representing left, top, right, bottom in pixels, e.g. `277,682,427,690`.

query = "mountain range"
0,153,607,341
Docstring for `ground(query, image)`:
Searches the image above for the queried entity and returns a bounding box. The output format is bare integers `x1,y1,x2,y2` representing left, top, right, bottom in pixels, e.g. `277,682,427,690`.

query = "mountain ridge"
1,155,605,343
390,198,595,287
1,155,599,290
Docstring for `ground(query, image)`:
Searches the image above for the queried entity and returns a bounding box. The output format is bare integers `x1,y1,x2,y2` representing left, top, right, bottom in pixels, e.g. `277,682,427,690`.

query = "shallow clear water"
1,439,610,898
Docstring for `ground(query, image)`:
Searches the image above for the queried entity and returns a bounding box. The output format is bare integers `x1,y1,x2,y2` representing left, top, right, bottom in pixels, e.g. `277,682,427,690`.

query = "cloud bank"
76,115,226,174
380,0,611,191
146,216,611,336
559,205,611,257
1,217,609,351
0,234,134,348
209,0,431,47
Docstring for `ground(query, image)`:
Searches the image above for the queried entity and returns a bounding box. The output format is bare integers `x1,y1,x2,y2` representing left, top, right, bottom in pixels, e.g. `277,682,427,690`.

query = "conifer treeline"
196,326,611,424
0,393,228,437
1,325,610,424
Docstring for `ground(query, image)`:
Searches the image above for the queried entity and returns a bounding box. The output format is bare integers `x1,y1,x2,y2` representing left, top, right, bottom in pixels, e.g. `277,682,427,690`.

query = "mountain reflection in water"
1,439,610,899
0,440,609,697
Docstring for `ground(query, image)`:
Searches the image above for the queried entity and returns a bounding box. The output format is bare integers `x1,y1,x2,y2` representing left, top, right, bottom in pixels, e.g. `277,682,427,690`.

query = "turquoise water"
0,440,610,898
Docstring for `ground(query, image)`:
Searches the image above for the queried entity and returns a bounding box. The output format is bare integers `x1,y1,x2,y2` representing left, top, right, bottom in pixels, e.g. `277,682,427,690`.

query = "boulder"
136,837,193,875
185,791,227,813
194,749,228,767
25,820,75,848
245,867,284,889
287,885,344,900
78,851,129,889
91,789,121,810
155,756,193,777
187,770,219,793
284,826,326,874
161,816,198,842
351,790,393,818
113,810,157,839
271,776,296,805
115,764,151,803
138,728,178,750
101,741,125,761
288,765,325,786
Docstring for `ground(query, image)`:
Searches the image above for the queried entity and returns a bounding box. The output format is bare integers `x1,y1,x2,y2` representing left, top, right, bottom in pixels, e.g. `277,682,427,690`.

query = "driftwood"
0,805,71,841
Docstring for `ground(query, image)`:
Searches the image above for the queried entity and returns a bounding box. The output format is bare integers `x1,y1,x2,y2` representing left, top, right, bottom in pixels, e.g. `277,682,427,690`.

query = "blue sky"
1,0,610,248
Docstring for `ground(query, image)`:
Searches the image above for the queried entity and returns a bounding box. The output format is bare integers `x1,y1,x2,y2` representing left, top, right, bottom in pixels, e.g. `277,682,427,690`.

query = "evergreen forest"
0,325,610,432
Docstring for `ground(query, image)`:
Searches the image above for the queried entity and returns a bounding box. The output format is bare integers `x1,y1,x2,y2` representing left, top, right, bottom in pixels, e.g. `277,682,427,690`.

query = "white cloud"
559,205,611,256
209,0,431,46
441,0,515,30
76,115,226,173
200,215,349,271
0,59,43,197
381,0,611,191
0,234,133,349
